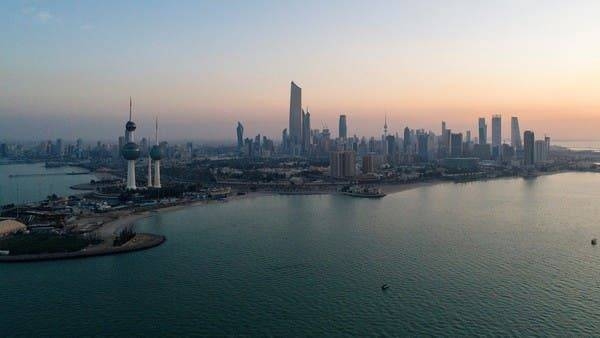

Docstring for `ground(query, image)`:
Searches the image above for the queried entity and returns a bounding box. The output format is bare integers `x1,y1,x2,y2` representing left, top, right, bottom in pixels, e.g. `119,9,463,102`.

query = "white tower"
150,116,162,188
147,155,153,188
121,97,140,190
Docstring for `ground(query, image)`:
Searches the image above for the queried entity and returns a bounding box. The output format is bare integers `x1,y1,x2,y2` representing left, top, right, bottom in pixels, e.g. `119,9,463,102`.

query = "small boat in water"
342,186,386,198
381,284,389,290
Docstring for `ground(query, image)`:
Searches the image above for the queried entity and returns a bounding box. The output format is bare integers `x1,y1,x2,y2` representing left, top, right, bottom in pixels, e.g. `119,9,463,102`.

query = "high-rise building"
491,114,502,159
302,109,311,155
362,153,382,174
523,130,535,165
478,117,487,145
403,127,411,154
330,150,356,178
121,97,141,190
339,115,347,139
386,135,396,164
289,81,302,148
450,133,463,157
535,139,549,163
417,131,429,162
511,117,522,151
236,122,244,151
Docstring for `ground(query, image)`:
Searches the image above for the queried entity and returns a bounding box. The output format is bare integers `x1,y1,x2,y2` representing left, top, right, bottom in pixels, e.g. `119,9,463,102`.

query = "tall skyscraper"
511,117,522,150
289,81,302,147
236,122,244,151
417,131,429,162
302,109,311,155
523,130,535,165
491,114,502,158
339,115,347,139
386,135,396,164
403,127,411,153
450,133,463,157
121,97,140,190
478,117,487,145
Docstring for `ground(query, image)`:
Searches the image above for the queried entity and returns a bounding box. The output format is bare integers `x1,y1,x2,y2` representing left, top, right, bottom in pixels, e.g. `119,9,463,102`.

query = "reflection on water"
2,173,600,335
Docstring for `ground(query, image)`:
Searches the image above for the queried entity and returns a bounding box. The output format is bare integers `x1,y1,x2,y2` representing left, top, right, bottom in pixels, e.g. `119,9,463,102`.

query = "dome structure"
0,219,27,237
125,121,137,132
121,142,140,160
150,145,163,160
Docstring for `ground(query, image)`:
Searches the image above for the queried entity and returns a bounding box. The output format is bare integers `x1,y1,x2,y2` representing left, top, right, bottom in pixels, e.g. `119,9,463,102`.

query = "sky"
2,0,600,142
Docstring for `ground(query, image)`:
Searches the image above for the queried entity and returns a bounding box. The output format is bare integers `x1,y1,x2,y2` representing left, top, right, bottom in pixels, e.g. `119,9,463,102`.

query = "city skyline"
3,1,600,141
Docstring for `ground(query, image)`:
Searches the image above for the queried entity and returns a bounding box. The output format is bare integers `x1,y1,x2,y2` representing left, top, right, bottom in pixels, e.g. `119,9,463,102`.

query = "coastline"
0,233,165,263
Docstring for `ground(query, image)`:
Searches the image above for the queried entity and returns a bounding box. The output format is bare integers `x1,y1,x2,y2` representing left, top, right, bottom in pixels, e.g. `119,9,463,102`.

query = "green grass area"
0,233,101,255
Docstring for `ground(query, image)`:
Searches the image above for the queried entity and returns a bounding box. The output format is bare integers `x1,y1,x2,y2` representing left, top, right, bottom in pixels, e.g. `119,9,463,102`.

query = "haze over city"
2,0,600,141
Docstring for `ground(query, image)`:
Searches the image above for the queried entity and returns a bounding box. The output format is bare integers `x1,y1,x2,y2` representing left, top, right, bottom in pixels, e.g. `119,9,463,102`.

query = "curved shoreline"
0,233,165,263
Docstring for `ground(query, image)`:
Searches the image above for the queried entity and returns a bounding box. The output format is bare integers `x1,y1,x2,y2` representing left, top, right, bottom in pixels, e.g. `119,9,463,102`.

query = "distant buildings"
523,130,535,165
330,150,356,178
478,117,487,145
236,122,244,152
492,114,501,159
534,136,551,163
362,153,382,174
302,109,311,155
339,115,347,139
450,133,463,157
511,117,522,151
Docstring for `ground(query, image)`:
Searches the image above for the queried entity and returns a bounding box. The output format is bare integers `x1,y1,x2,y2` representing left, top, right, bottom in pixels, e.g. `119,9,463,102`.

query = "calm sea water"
554,140,600,151
0,163,97,205
3,172,600,335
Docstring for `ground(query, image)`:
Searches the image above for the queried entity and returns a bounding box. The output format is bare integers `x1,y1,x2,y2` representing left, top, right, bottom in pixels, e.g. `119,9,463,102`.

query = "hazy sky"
2,0,600,142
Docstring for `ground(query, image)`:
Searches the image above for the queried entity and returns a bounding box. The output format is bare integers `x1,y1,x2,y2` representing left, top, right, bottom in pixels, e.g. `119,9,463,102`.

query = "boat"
381,284,389,290
342,186,386,198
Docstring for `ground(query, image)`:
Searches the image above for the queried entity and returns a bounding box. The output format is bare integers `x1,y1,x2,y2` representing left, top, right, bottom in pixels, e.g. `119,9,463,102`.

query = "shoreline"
0,233,165,263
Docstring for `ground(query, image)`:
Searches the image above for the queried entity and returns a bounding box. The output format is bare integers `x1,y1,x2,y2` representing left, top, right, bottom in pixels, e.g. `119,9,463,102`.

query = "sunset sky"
2,0,600,142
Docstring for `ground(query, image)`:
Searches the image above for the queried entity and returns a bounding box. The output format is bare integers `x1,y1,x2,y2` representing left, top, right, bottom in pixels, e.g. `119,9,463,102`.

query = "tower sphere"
150,145,163,160
121,142,140,160
126,121,137,132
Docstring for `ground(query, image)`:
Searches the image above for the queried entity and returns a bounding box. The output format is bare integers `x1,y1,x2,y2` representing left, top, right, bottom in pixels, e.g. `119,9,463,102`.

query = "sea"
553,140,600,152
0,163,97,205
2,165,600,335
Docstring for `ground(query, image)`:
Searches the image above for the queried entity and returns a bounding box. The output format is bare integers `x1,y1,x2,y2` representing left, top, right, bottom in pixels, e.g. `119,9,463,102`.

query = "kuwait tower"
121,97,141,190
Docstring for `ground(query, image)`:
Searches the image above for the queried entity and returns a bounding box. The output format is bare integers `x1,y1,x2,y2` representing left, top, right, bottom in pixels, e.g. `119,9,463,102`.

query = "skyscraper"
534,140,548,163
417,131,429,162
478,117,487,145
236,122,244,151
289,81,302,148
511,116,522,150
302,109,311,155
450,133,463,157
491,114,501,159
339,115,347,139
329,150,356,178
523,130,535,165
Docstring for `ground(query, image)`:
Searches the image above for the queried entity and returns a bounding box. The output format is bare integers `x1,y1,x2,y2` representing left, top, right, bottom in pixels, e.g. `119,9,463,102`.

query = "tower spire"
129,96,132,121
384,114,388,135
155,116,159,145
